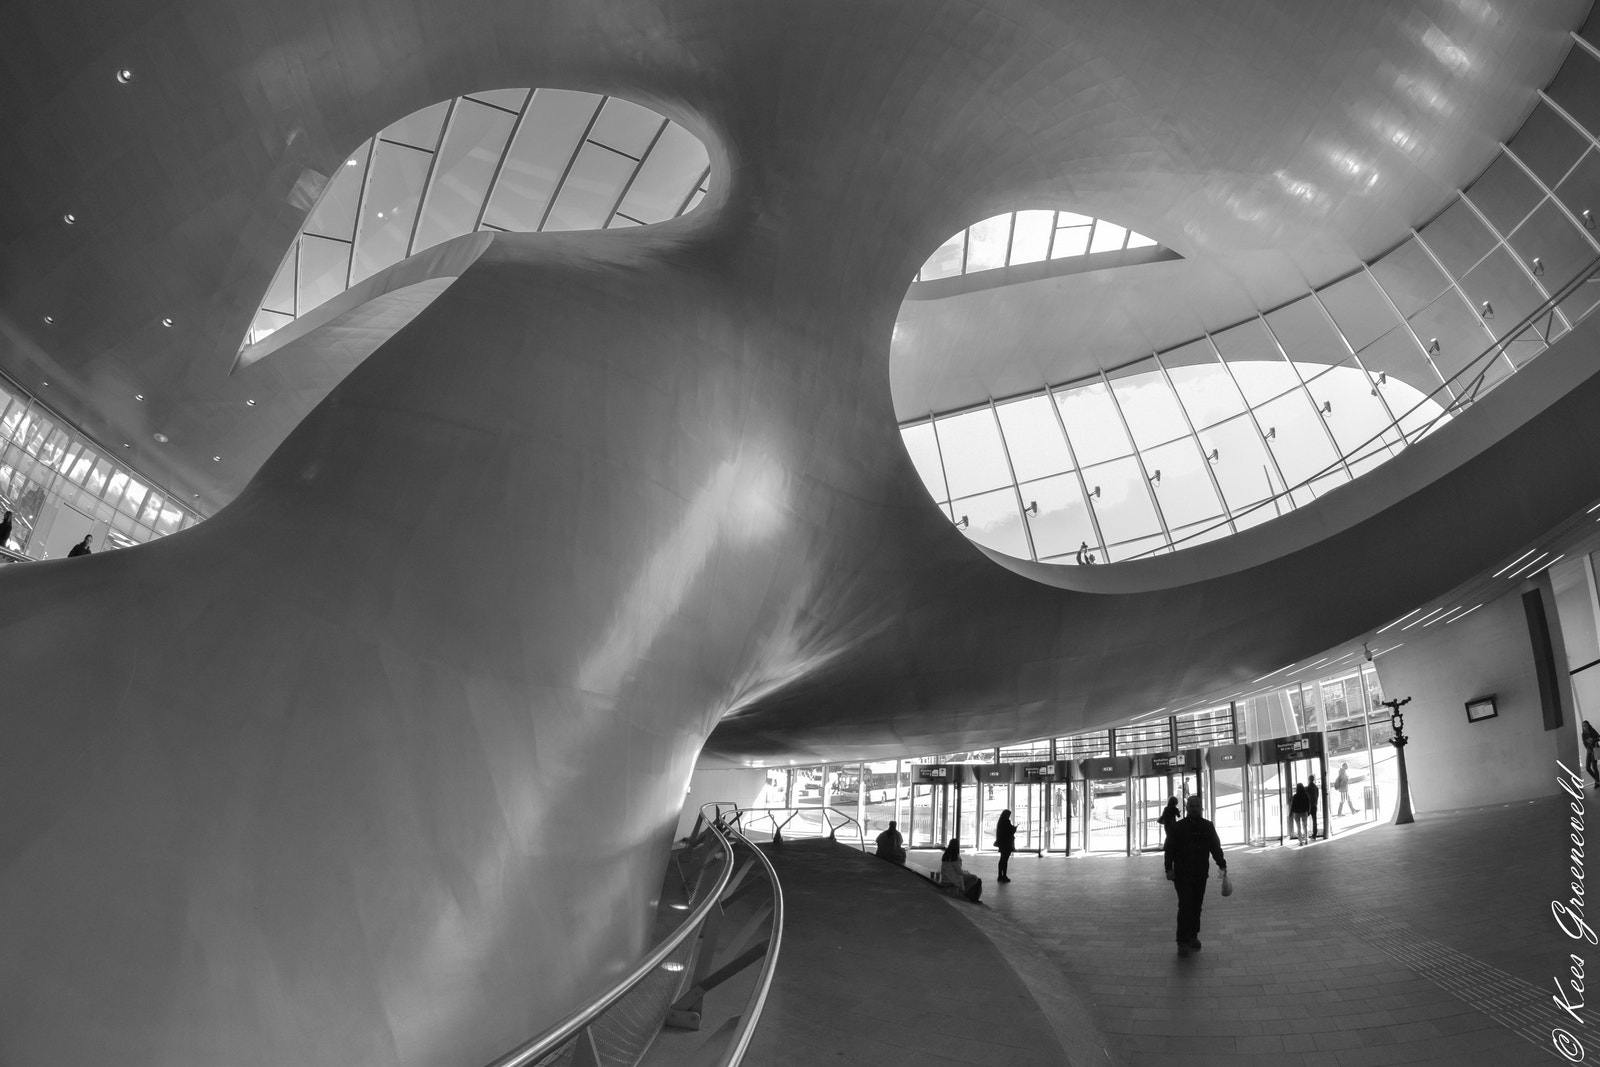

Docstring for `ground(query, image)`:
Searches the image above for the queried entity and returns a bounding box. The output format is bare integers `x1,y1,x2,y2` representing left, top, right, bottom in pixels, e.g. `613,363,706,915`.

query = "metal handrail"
1122,253,1600,560
480,809,736,1067
727,805,869,853
711,814,785,1067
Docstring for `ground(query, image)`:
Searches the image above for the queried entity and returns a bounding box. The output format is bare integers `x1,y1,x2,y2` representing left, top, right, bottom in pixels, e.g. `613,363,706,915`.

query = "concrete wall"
1374,580,1573,811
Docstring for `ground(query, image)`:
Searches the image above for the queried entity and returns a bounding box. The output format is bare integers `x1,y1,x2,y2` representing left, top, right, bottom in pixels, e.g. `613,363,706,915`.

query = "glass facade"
754,660,1399,857
245,89,710,350
904,83,1600,563
0,376,200,558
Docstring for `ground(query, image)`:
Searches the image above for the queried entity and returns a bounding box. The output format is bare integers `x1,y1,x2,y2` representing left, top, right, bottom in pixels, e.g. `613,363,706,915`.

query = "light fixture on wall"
1532,257,1545,277
1319,400,1332,416
954,514,969,528
1206,448,1219,463
1370,371,1387,396
1427,337,1440,354
1480,301,1494,320
1148,470,1161,486
1087,485,1101,499
1264,426,1276,441
1024,500,1038,515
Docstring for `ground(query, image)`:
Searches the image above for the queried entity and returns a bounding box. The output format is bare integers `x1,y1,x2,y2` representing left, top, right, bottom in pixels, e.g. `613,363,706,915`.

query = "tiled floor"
958,793,1594,1066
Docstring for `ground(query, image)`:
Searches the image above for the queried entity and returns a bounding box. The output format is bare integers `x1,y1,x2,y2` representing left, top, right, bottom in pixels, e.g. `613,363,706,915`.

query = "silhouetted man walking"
1164,794,1227,956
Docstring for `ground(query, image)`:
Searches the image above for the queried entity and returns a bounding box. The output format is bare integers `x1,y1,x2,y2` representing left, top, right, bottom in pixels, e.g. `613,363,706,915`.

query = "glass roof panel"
261,249,296,315
1318,271,1401,352
614,122,708,224
1197,413,1280,513
465,88,530,112
305,139,370,241
1355,324,1441,394
1050,224,1090,258
1021,472,1094,559
935,407,1010,498
1264,296,1346,368
350,140,431,283
1465,151,1544,236
483,89,603,231
1056,380,1131,466
1508,198,1596,294
413,100,516,253
1369,237,1451,316
1507,100,1589,189
1407,289,1491,381
1417,196,1496,279
297,235,351,314
1083,455,1160,544
1145,437,1223,528
1125,231,1157,249
1303,362,1396,464
1089,221,1127,253
899,423,947,502
1164,346,1246,429
953,487,1029,558
920,231,966,281
1108,360,1187,450
1009,211,1054,265
965,215,1011,272
995,395,1073,482
1256,390,1338,487
543,142,637,231
588,97,664,158
381,100,450,150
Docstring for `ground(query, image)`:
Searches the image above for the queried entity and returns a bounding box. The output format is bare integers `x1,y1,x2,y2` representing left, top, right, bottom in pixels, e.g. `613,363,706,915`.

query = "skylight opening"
916,210,1161,283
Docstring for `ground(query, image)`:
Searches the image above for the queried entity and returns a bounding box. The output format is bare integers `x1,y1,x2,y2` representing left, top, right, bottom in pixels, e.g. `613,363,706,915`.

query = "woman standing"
1157,796,1181,838
995,809,1017,882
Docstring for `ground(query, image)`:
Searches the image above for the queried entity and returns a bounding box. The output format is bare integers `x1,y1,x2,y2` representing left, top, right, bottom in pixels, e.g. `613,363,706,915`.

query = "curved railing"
727,805,869,853
1128,253,1600,559
481,802,781,1067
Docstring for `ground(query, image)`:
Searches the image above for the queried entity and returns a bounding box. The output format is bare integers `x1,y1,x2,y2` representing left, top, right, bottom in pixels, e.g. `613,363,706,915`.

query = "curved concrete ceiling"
0,0,1589,507
3,1,1600,1062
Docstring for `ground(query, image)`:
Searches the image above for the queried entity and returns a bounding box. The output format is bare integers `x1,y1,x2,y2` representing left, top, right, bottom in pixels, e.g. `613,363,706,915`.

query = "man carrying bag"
1163,795,1229,957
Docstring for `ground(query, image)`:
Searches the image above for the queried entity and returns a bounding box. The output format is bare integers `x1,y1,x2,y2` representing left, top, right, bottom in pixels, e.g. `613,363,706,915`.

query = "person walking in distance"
1157,796,1181,838
1580,723,1593,790
1163,795,1227,957
1289,783,1310,845
1305,772,1321,841
995,809,1016,883
67,533,93,557
1334,762,1355,816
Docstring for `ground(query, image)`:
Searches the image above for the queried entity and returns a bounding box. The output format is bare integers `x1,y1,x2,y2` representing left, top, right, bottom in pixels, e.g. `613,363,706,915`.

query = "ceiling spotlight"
153,433,168,443
134,393,144,401
1585,209,1595,230
346,158,360,167
116,69,133,84
1319,400,1332,415
1087,485,1101,499
161,317,174,328
1206,448,1219,463
42,315,54,325
62,213,76,225
1531,257,1545,277
1480,301,1494,319
1264,426,1277,440
122,443,130,448
1427,337,1441,354
245,398,257,407
211,455,221,462
1149,470,1162,486
954,514,969,528
1024,500,1038,515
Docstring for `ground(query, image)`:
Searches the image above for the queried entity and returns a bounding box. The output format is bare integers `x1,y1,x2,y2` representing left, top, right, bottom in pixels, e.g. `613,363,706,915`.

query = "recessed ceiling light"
153,433,168,443
122,443,130,448
161,317,174,328
62,213,76,225
211,455,221,462
346,158,359,167
134,393,145,401
116,69,133,84
42,315,54,325
245,398,256,407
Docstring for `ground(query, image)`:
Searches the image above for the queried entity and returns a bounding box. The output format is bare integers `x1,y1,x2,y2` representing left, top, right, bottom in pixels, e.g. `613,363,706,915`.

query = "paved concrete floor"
958,792,1593,1066
741,838,1080,1066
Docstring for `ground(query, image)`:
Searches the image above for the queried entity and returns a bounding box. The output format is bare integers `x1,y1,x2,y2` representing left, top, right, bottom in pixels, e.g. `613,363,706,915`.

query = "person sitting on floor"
875,820,906,864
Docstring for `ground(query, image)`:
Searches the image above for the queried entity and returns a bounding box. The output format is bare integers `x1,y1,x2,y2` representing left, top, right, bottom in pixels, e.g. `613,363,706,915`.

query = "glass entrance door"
1136,775,1174,851
1048,782,1079,852
1011,783,1043,850
908,783,944,849
1210,765,1247,845
1249,762,1285,846
1086,778,1130,853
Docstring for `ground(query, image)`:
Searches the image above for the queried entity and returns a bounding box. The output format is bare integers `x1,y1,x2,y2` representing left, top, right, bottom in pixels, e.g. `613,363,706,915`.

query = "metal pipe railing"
726,805,869,853
706,815,784,1067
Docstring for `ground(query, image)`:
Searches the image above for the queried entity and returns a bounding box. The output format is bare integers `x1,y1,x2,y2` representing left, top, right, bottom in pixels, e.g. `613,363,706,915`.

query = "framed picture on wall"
1465,696,1498,723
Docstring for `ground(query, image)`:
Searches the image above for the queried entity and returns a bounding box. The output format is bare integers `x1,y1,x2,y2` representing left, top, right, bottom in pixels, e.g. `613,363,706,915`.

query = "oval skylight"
916,210,1161,283
244,89,710,348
